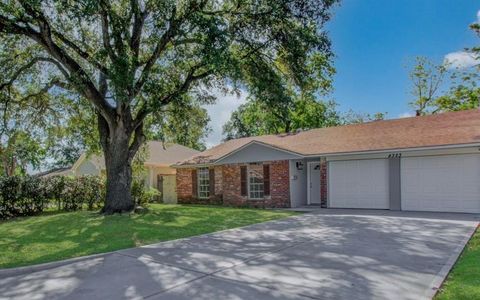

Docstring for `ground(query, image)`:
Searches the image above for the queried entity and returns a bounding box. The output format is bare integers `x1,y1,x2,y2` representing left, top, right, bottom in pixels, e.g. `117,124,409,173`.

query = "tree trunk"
103,140,134,214
98,116,136,214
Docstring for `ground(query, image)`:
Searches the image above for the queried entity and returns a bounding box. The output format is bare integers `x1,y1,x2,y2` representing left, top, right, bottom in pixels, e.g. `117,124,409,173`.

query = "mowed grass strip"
0,204,297,269
435,226,480,300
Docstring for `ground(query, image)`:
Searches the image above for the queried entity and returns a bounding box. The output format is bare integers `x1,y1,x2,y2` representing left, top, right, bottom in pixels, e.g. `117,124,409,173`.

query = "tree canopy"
223,95,341,140
408,56,479,115
0,0,339,213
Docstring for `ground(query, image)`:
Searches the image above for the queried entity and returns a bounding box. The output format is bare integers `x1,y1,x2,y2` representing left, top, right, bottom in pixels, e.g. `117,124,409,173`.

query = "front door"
309,162,321,205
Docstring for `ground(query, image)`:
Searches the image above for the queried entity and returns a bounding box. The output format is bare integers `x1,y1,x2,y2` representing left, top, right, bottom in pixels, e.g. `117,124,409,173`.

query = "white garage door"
329,159,389,209
401,154,480,213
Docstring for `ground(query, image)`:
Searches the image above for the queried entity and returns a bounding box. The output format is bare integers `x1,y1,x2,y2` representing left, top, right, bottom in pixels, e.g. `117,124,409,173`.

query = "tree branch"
131,67,213,130
128,122,145,161
133,7,178,96
99,1,117,61
0,56,70,91
99,0,127,59
98,72,108,98
51,29,109,74
1,5,115,121
130,0,148,62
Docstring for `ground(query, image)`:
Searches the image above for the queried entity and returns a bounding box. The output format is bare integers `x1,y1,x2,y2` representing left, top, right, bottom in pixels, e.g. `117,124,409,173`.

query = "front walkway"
0,210,478,300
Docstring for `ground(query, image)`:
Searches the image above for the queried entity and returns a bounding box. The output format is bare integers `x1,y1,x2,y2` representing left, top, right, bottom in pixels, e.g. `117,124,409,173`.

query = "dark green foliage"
0,0,339,212
54,176,105,211
0,175,105,220
145,95,212,151
223,97,341,139
341,110,387,124
0,176,25,218
0,175,46,219
131,181,160,208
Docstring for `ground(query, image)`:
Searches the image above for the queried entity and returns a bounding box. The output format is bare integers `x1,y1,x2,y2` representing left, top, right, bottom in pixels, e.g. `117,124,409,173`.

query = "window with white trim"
248,164,264,199
197,167,210,199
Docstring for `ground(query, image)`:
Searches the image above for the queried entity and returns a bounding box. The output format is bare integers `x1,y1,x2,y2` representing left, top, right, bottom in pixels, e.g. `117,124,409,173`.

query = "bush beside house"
0,175,105,220
0,174,161,220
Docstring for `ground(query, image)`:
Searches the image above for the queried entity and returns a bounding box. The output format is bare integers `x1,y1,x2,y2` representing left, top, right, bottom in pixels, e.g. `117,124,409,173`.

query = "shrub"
80,176,105,210
44,175,68,210
0,176,22,219
0,173,153,220
57,176,105,212
132,180,159,207
19,176,46,215
0,175,46,219
0,175,105,219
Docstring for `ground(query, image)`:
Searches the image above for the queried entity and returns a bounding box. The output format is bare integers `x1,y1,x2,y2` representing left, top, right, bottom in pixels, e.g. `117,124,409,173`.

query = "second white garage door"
329,159,389,209
401,154,480,213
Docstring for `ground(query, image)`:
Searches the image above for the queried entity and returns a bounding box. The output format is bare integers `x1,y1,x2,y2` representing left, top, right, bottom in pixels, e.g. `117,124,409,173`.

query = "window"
197,167,210,198
248,164,264,199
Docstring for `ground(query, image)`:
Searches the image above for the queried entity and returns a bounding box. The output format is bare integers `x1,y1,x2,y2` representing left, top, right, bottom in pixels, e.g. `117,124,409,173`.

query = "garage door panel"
329,159,389,209
401,154,480,213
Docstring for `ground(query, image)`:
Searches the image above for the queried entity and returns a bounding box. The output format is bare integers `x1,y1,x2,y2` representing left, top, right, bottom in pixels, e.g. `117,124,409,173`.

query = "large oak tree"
0,0,337,214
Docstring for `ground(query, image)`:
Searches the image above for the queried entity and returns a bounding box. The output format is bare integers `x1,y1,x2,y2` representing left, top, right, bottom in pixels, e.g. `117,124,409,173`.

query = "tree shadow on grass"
0,205,292,269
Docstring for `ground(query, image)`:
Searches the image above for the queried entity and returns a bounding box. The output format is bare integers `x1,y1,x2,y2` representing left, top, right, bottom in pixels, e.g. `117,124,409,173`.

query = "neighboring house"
69,142,199,204
35,167,72,178
174,109,480,213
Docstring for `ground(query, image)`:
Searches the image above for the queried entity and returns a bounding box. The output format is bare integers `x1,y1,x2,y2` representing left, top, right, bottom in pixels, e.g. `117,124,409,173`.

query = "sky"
203,0,480,148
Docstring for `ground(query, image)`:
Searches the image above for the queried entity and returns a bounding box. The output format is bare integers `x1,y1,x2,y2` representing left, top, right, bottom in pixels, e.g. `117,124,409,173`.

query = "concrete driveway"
0,210,478,300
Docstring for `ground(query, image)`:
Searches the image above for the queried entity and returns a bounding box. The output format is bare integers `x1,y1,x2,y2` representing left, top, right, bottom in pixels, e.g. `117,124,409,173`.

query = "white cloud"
477,9,480,22
203,89,247,148
444,51,478,69
398,111,415,118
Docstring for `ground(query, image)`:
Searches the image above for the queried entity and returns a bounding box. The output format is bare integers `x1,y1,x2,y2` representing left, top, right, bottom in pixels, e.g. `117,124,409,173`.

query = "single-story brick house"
173,109,480,213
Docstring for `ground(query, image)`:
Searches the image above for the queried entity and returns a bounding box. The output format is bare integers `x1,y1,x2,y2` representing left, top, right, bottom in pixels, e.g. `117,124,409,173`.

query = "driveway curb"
425,223,479,299
0,252,111,278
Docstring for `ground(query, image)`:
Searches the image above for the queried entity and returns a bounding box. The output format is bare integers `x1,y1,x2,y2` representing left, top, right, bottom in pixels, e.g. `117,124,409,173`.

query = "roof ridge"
219,109,480,144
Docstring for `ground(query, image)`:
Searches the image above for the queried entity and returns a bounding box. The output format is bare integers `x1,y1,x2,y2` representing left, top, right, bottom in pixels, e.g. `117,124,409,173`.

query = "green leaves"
408,56,479,115
0,0,338,178
222,94,341,140
145,94,211,151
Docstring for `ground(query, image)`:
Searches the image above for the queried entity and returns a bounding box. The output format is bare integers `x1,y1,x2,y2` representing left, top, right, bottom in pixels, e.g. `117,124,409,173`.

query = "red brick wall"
176,167,222,205
222,164,242,204
176,168,192,201
222,161,291,208
176,160,291,208
269,160,291,208
320,159,328,208
214,166,223,195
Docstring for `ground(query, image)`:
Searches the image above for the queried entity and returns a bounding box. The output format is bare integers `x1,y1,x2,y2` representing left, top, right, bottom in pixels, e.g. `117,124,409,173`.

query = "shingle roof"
35,167,72,178
146,142,200,166
176,109,480,166
86,142,200,169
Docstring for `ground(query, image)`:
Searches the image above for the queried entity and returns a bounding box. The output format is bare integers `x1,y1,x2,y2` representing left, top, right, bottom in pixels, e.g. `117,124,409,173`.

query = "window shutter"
209,168,215,197
192,169,197,197
263,164,270,196
240,166,247,196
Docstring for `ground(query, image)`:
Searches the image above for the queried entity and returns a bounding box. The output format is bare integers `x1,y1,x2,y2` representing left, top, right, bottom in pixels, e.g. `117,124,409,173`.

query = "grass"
435,226,480,300
0,204,297,269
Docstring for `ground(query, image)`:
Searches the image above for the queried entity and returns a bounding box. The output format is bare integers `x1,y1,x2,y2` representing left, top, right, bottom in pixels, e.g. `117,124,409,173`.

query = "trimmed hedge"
0,175,104,220
0,174,160,220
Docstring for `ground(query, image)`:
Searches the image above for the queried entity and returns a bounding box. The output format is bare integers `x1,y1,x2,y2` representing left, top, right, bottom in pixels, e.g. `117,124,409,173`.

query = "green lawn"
0,204,296,269
435,227,480,300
